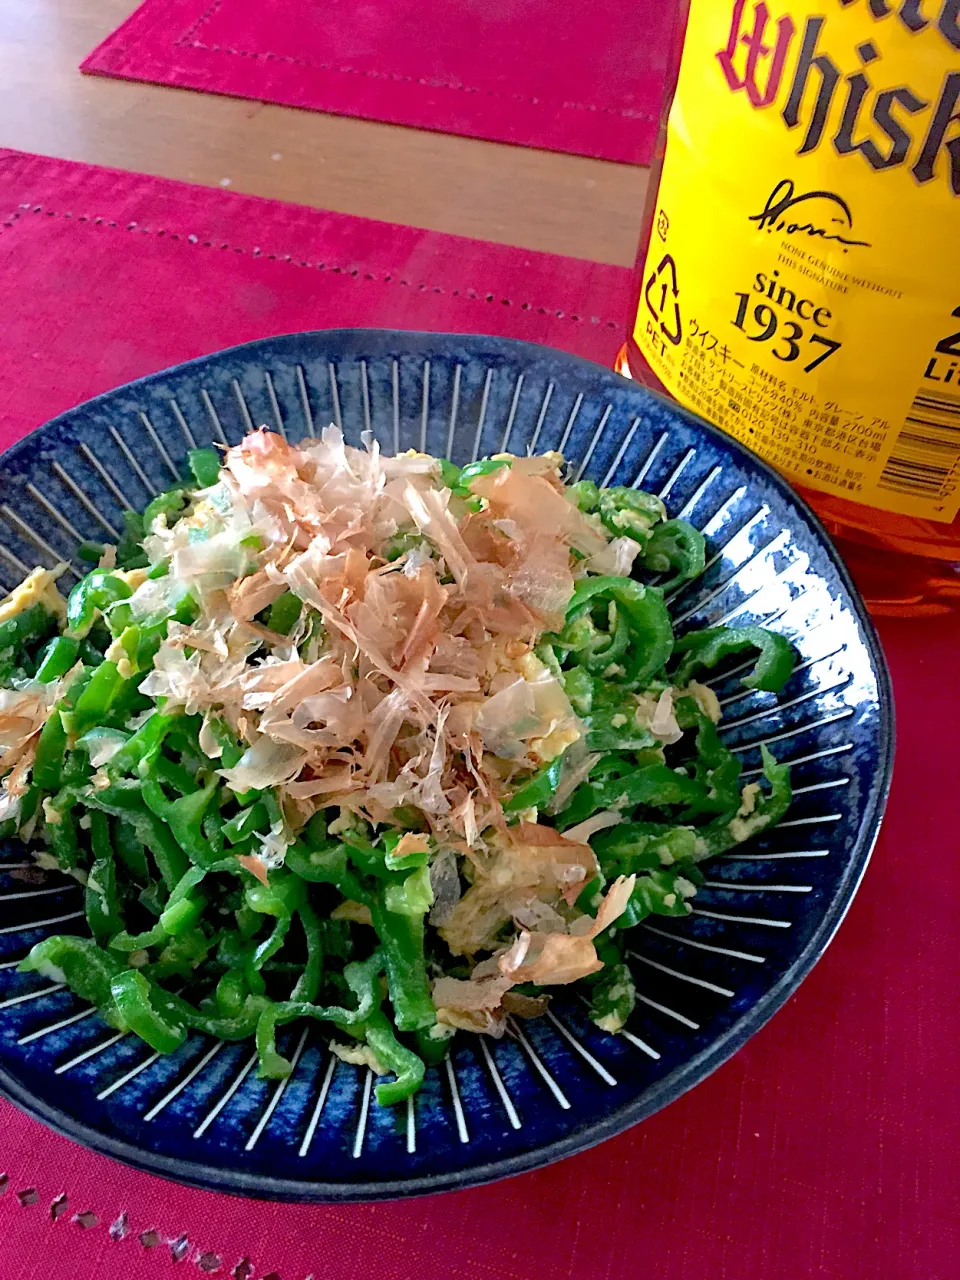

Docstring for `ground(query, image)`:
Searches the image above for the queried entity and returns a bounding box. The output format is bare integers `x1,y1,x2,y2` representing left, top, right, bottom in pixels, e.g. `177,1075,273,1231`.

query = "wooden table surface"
0,0,648,267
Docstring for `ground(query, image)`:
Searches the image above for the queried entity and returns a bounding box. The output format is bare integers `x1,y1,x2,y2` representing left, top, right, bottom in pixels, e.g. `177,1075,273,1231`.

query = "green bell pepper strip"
364,1010,426,1106
223,801,268,845
141,770,221,868
284,841,369,905
438,458,461,489
252,914,291,970
369,899,436,1032
45,793,80,870
106,712,178,777
115,510,148,569
85,810,124,942
65,572,132,639
717,744,792,846
234,903,262,941
254,950,383,1078
383,864,434,917
383,830,430,871
245,874,304,919
597,745,791,869
567,479,600,512
642,519,706,592
0,784,38,838
84,783,188,888
109,921,168,952
673,625,796,693
593,821,701,873
596,486,666,542
117,622,168,675
19,936,128,1029
215,969,249,1016
577,676,659,752
244,874,305,971
125,977,272,1041
110,969,187,1054
415,1025,456,1066
561,665,594,716
679,702,743,820
341,837,393,881
32,711,67,792
199,715,245,770
504,752,563,814
265,591,302,635
457,458,510,493
587,957,636,1033
139,880,168,918
35,635,81,683
383,532,426,562
66,661,129,735
617,868,699,928
563,577,674,688
552,605,631,676
202,809,225,861
111,866,208,951
559,762,710,828
187,447,222,489
184,993,272,1041
76,725,129,762
142,487,187,533
77,540,105,564
159,893,205,937
149,752,200,796
149,926,215,983
0,604,60,682
290,901,323,1004
113,817,150,882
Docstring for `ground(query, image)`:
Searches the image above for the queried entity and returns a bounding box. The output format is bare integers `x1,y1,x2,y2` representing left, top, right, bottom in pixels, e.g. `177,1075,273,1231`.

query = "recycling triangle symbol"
644,254,682,347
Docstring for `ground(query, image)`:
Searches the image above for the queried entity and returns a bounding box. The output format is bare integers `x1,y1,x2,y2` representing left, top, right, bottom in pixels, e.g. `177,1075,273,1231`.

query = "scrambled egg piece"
113,567,149,591
0,567,67,623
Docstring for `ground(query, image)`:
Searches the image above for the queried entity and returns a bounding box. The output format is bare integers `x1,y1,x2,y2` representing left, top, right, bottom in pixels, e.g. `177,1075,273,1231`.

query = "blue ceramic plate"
0,331,892,1201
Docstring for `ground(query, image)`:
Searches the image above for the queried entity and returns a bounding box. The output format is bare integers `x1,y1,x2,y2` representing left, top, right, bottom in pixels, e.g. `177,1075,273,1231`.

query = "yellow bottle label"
634,0,960,521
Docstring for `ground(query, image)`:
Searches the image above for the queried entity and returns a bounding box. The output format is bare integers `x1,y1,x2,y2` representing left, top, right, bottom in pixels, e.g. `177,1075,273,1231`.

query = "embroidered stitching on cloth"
0,204,621,331
3,1173,300,1278
175,0,654,121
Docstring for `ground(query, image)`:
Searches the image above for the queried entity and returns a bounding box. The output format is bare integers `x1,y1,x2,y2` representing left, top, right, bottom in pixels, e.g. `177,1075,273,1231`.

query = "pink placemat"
81,0,674,164
0,148,957,1280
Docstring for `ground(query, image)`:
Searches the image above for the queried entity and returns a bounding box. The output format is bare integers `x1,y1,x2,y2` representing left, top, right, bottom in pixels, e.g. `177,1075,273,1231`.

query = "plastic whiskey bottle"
620,0,960,614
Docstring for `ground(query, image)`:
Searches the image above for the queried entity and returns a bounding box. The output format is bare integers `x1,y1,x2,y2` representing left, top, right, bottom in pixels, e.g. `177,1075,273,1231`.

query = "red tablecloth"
81,0,675,164
0,148,956,1280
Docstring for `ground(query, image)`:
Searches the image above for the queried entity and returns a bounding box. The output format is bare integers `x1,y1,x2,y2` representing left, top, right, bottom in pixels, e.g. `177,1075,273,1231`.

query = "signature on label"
748,179,871,249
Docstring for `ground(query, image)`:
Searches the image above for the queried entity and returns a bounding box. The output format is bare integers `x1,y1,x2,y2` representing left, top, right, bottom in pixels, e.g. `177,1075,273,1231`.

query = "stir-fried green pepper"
265,591,302,636
597,486,666,543
19,936,128,1028
32,710,67,792
587,954,636,1033
111,969,188,1054
557,576,673,687
673,625,796,692
503,755,565,813
643,519,706,592
65,572,132,639
187,447,222,489
35,635,80,683
0,444,798,1108
370,897,436,1033
364,1010,426,1105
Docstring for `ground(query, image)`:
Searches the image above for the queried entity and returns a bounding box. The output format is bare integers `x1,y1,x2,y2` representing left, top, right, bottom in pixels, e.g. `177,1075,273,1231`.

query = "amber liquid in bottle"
619,1,960,617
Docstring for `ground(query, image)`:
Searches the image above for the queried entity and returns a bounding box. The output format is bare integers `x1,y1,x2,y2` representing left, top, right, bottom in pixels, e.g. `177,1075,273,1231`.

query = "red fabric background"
80,0,675,164
0,148,956,1280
